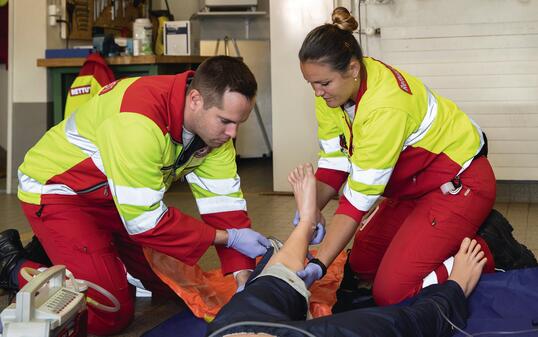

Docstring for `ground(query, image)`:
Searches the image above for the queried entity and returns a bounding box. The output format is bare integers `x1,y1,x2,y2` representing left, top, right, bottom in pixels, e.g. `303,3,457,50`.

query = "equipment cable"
207,321,317,337
430,299,538,336
20,267,120,313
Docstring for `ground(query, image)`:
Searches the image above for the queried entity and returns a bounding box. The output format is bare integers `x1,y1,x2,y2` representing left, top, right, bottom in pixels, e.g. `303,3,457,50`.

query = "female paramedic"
294,7,499,307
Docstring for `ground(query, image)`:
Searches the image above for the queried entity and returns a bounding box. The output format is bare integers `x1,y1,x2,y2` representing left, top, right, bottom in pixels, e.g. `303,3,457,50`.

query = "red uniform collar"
167,70,195,143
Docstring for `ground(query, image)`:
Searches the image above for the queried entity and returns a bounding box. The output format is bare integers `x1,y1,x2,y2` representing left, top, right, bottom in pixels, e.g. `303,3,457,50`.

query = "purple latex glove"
226,228,270,259
293,211,326,245
296,262,323,288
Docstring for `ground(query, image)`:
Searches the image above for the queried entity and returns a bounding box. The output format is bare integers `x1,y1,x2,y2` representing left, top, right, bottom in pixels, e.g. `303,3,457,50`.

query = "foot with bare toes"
448,237,487,297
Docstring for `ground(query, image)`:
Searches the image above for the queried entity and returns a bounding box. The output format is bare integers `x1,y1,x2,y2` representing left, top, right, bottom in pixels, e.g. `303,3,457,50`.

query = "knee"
348,251,376,282
372,278,414,306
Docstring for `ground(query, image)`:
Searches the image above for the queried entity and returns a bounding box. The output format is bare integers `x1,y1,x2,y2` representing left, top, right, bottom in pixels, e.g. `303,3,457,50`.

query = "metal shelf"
193,11,267,18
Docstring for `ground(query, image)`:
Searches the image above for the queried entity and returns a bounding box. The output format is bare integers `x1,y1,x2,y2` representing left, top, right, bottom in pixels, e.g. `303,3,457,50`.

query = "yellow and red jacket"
315,57,485,222
18,71,254,274
64,53,115,119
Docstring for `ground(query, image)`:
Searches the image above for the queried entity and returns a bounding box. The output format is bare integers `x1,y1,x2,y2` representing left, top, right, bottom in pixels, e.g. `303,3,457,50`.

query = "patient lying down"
207,163,486,337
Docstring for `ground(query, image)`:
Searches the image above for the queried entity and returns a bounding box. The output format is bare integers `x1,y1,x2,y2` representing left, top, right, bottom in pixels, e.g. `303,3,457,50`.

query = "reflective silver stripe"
342,183,379,212
318,157,351,173
108,181,165,207
404,87,438,149
422,270,438,288
319,136,341,154
457,118,485,176
196,196,247,214
443,256,454,275
350,162,392,186
422,256,454,288
64,113,106,175
18,171,76,195
124,201,168,235
186,173,241,195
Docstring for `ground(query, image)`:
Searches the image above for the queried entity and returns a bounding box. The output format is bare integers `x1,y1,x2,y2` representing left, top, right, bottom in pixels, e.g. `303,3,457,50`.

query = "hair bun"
331,7,358,32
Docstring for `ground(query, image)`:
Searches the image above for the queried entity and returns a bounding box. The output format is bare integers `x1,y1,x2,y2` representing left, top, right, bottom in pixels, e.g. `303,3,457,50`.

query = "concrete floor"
0,157,537,336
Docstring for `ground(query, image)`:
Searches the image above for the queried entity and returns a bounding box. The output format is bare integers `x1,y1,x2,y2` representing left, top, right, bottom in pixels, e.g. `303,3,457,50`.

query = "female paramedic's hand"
293,210,326,244
296,262,323,288
226,228,270,258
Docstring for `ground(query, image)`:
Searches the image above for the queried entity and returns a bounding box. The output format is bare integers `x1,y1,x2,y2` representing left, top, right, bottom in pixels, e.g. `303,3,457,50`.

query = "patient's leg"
264,163,318,272
207,164,320,336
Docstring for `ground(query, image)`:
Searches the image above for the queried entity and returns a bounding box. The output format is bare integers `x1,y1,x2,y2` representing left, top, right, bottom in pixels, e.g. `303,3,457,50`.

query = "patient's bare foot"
448,238,487,297
287,163,317,227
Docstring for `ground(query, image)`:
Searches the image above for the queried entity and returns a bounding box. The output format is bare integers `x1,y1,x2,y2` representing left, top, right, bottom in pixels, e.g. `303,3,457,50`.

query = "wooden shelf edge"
37,55,211,68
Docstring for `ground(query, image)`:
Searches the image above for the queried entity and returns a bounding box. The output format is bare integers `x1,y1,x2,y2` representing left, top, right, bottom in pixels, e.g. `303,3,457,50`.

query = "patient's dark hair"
190,55,257,109
299,7,364,72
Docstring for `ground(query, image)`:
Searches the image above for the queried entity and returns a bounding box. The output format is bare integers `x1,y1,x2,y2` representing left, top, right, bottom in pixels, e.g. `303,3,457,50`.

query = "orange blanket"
144,248,346,321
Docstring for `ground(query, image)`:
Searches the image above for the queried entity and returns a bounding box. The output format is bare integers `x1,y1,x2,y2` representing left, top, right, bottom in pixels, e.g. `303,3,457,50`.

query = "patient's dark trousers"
208,258,468,337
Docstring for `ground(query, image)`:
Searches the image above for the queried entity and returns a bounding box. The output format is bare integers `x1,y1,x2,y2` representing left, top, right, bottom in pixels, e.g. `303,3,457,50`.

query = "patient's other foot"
448,238,487,297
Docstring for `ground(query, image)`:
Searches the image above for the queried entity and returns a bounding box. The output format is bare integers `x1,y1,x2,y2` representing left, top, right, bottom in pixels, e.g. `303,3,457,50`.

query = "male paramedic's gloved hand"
296,261,323,288
226,228,270,259
293,210,326,245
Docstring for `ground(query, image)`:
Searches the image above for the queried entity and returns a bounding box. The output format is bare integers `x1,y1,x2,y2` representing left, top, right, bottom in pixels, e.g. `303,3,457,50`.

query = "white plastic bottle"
133,18,153,56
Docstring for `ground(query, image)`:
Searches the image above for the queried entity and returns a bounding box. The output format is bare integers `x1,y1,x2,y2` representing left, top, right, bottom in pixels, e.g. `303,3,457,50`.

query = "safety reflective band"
18,171,77,195
342,183,379,212
422,256,454,288
318,157,351,173
108,181,165,207
457,118,485,176
124,201,168,235
350,162,393,186
195,196,247,214
186,173,241,195
403,87,438,149
64,113,106,175
319,136,341,154
422,270,438,288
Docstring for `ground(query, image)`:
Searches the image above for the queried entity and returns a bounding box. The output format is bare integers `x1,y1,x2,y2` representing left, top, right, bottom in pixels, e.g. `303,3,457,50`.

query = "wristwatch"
309,258,327,278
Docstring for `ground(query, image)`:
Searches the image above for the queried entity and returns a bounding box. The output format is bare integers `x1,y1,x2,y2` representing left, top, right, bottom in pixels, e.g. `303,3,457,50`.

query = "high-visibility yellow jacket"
18,71,254,274
315,57,485,222
64,53,115,119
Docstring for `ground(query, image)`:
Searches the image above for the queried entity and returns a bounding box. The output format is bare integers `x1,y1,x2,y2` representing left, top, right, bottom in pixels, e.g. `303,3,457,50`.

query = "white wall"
361,0,538,180
6,0,48,192
0,67,7,150
271,0,538,191
270,0,333,191
12,0,47,103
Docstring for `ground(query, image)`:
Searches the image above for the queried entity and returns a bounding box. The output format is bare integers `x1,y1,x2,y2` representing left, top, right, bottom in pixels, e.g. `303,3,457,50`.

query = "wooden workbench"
37,55,210,126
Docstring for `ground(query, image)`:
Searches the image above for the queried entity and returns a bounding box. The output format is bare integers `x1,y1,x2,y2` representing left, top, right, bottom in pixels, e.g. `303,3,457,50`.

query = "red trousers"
20,202,177,336
349,156,496,306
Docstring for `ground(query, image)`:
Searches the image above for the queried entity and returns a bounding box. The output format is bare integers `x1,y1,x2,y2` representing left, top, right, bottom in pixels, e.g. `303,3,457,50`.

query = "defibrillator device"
0,265,88,337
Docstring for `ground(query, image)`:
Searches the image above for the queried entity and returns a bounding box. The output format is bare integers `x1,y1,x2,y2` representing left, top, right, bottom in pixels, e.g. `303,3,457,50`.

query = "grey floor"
0,158,537,336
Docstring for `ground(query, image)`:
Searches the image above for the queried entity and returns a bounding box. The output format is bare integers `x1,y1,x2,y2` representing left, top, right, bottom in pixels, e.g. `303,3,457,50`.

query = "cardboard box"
164,21,191,56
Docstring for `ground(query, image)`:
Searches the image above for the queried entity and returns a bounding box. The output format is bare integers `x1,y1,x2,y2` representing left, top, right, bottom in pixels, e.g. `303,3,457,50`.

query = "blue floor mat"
143,267,538,337
141,309,207,337
455,267,538,337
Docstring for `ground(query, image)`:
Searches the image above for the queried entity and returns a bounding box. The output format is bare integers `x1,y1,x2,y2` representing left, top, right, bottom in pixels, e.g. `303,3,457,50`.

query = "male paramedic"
0,56,270,335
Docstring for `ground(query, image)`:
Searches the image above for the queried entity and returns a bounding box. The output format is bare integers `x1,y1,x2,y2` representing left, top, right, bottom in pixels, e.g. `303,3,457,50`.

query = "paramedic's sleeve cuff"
335,195,366,223
202,210,256,274
315,168,349,192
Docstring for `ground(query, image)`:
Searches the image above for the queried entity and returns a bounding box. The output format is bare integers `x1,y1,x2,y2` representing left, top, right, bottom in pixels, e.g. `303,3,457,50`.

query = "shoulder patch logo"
99,80,119,95
378,61,412,95
69,85,91,96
